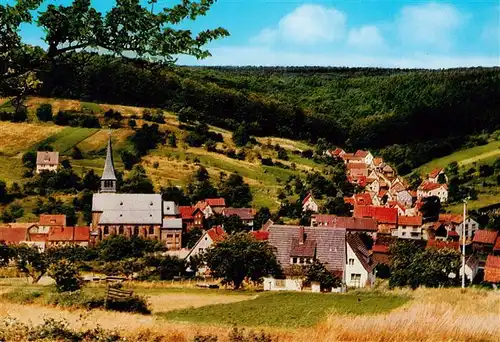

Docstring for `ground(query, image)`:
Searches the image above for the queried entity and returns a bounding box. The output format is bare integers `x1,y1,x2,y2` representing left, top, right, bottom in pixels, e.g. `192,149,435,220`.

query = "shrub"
106,295,151,314
128,118,137,129
71,146,83,159
47,259,83,292
36,104,53,122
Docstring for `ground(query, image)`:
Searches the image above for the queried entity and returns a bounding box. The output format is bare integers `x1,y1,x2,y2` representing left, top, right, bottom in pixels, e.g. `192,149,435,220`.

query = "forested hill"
34,54,500,171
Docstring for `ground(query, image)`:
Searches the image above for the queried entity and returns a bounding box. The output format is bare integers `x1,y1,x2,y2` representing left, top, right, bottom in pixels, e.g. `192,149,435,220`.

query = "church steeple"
100,130,117,193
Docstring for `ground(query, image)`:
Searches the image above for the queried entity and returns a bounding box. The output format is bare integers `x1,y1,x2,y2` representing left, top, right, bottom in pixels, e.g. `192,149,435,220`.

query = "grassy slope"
0,96,320,214
160,292,409,328
413,140,500,213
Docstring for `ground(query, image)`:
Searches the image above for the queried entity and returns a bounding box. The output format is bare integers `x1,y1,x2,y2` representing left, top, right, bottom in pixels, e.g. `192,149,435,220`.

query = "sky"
10,0,500,68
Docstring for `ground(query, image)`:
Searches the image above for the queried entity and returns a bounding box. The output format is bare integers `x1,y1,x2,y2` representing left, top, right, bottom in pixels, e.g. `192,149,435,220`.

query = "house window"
402,232,406,236
118,226,124,234
149,226,154,235
133,227,139,235
350,273,361,287
275,279,286,288
348,258,355,265
292,257,298,264
103,226,109,235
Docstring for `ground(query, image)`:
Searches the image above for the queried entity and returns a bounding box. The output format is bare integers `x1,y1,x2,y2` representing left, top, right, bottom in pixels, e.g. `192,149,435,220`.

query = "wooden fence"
104,283,133,308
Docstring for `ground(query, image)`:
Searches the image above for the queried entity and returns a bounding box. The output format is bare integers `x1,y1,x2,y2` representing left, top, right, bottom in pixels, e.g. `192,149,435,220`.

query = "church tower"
100,131,117,193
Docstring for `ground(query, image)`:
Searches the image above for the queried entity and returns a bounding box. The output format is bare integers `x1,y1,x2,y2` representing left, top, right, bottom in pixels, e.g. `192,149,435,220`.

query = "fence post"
104,283,109,309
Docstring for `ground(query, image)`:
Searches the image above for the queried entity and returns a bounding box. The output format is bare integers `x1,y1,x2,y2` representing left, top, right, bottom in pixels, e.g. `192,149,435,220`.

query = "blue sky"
11,0,500,68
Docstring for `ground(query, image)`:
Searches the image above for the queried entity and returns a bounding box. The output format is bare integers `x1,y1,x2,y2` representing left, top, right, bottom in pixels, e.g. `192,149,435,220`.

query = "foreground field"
0,283,499,341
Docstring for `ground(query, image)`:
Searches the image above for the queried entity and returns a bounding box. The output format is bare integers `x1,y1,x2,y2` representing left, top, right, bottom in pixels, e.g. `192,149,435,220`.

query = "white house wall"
345,243,371,288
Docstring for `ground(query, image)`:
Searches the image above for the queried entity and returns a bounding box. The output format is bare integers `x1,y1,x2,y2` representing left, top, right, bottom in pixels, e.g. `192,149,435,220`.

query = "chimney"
299,226,305,245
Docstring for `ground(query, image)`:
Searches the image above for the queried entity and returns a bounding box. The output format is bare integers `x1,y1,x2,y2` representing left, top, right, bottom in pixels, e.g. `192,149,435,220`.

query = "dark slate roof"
268,225,345,272
290,237,317,257
101,134,117,181
347,233,374,272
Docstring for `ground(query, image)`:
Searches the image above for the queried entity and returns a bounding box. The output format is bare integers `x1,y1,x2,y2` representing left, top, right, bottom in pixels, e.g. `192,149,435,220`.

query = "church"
91,133,182,250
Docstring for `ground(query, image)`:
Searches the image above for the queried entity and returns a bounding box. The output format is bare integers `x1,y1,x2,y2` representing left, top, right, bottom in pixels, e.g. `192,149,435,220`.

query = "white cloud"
177,46,498,69
398,2,463,48
252,4,346,45
250,28,278,45
347,26,384,49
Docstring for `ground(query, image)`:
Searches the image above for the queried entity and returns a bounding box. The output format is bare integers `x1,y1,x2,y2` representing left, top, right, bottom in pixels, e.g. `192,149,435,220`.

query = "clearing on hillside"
0,122,63,156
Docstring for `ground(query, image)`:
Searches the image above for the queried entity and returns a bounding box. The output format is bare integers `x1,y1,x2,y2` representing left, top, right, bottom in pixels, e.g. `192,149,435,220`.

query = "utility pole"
461,198,467,289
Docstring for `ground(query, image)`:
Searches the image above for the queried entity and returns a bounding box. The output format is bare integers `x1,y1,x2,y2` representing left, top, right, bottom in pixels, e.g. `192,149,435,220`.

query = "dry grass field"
0,284,498,342
0,122,63,156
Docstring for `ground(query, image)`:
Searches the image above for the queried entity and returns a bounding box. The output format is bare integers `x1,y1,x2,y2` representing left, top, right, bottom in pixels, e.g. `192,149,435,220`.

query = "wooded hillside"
32,54,499,171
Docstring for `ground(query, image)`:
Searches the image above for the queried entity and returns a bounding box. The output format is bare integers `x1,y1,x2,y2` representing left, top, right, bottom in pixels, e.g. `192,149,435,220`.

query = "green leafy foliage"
96,235,164,262
205,233,281,289
11,244,49,283
48,259,83,292
218,173,252,208
120,164,154,193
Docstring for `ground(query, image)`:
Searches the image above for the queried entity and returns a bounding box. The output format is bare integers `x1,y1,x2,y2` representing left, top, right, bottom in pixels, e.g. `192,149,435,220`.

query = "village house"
353,205,398,234
47,226,90,247
354,150,374,166
344,193,372,206
417,182,448,203
222,208,256,229
386,201,407,216
393,215,423,240
91,133,182,249
484,255,500,283
36,151,59,174
302,193,319,213
195,198,226,218
347,162,369,178
427,168,448,184
310,214,378,237
426,239,460,251
264,225,345,292
439,214,479,240
341,153,364,165
459,255,480,283
382,164,395,180
494,237,500,256
345,234,375,288
395,190,413,207
185,226,226,275
178,206,204,231
472,230,498,254
372,158,384,172
365,178,380,194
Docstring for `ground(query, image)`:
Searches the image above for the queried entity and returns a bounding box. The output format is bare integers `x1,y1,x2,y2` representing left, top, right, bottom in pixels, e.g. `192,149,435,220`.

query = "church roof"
101,133,117,181
92,193,162,224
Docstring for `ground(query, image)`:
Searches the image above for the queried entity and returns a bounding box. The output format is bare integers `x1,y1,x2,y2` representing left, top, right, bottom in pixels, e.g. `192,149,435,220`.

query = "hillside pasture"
415,140,500,175
30,127,100,154
76,128,133,154
0,122,63,156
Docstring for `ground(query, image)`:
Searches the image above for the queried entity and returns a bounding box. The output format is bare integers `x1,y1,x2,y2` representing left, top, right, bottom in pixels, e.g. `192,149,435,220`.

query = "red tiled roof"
302,193,312,205
494,237,500,251
178,206,195,219
332,148,345,156
419,182,448,191
355,193,373,206
222,208,255,220
427,239,460,250
0,228,27,244
353,205,398,224
378,190,388,198
251,231,269,241
429,168,444,179
39,214,66,226
439,214,463,224
48,226,90,241
343,153,363,161
448,230,459,237
355,150,370,158
207,226,226,242
205,198,226,207
29,233,48,242
484,255,500,283
344,197,355,205
473,230,498,245
347,234,374,272
347,162,368,170
398,215,422,226
312,215,378,231
373,157,383,166
371,244,390,253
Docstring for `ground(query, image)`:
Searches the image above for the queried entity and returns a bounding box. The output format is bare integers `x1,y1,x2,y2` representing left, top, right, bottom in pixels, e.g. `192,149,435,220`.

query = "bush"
47,259,83,292
36,104,53,122
106,295,151,314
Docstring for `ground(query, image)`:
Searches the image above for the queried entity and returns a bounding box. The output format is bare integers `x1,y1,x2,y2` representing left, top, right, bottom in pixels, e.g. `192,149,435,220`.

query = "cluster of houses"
1,136,498,289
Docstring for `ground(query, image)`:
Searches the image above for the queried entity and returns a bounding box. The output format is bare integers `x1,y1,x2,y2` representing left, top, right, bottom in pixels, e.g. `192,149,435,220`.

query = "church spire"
100,129,117,193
